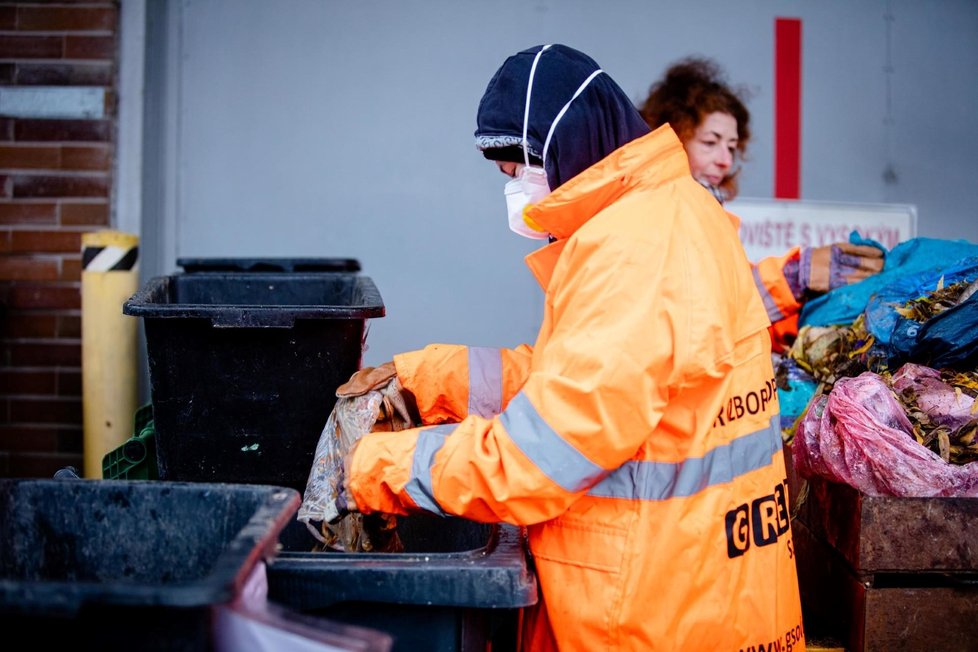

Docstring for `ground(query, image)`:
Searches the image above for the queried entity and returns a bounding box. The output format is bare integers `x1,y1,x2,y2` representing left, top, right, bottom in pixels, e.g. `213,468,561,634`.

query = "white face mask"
503,44,603,240
505,164,551,239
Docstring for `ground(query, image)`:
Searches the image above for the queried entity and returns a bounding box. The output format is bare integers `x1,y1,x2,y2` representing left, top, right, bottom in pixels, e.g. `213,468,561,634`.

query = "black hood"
475,44,651,189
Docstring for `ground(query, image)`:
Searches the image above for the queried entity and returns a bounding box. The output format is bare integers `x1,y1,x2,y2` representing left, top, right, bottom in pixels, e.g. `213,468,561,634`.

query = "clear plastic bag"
296,391,403,552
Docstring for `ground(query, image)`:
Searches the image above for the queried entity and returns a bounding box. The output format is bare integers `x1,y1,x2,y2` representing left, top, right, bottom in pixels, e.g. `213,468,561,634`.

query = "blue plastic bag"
800,236,978,328
909,288,978,370
861,256,978,366
776,358,818,431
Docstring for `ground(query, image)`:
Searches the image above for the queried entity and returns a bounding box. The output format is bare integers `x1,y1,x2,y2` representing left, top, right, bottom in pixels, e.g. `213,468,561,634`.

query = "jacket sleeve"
753,246,803,323
752,247,803,352
349,223,682,526
393,343,534,423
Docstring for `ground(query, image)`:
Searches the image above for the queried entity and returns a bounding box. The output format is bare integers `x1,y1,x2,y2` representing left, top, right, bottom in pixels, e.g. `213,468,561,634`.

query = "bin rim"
122,273,386,321
176,257,362,273
0,479,301,615
267,523,538,609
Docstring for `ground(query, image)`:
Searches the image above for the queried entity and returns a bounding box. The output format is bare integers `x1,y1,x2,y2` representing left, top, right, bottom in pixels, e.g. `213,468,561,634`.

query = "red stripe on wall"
775,18,802,199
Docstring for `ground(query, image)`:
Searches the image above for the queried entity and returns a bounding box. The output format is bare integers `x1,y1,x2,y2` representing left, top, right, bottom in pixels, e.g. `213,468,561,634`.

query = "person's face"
496,161,520,178
683,111,738,188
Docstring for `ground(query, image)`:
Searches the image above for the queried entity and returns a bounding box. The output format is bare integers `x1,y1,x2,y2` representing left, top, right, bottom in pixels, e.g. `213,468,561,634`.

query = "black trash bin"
267,516,539,652
0,478,300,651
177,257,361,273
122,272,385,492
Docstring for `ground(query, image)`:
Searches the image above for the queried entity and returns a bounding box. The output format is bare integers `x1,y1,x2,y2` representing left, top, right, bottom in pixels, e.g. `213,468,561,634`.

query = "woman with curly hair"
640,57,882,351
639,57,751,203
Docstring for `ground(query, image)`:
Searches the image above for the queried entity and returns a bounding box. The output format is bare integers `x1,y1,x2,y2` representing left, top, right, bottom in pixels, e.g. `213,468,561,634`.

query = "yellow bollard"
81,230,140,479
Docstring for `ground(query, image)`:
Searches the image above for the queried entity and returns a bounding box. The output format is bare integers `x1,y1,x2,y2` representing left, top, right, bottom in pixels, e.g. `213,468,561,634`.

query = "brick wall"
0,1,119,477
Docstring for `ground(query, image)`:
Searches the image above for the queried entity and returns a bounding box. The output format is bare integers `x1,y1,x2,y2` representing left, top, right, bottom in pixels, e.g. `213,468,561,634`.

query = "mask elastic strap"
522,44,552,168
541,69,603,163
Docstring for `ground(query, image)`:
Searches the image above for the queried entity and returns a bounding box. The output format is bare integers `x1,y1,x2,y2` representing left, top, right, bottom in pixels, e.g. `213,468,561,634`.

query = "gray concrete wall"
139,0,978,366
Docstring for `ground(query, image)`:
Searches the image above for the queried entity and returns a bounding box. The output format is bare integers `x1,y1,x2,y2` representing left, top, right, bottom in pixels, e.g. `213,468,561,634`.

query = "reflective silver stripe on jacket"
752,266,786,322
500,391,607,492
588,415,782,500
468,346,503,418
404,424,454,516
405,400,781,514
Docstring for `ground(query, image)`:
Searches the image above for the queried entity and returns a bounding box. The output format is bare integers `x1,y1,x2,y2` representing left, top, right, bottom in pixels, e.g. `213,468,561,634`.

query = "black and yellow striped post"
81,230,140,479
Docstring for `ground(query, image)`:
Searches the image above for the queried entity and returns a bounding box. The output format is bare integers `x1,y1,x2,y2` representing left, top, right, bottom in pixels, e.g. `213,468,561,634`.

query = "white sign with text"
726,198,917,263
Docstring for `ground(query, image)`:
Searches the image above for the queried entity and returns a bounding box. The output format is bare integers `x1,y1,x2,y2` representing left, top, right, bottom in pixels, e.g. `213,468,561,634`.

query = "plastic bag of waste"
297,391,403,552
775,356,819,433
793,371,978,497
908,288,978,370
863,260,978,369
801,237,978,329
889,363,978,465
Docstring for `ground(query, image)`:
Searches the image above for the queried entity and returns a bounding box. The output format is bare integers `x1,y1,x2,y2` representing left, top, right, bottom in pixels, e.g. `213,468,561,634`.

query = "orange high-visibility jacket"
348,125,805,651
724,207,803,353
752,247,803,353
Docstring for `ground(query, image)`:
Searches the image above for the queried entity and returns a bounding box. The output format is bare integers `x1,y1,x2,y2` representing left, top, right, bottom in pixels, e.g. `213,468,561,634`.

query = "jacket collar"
524,125,690,290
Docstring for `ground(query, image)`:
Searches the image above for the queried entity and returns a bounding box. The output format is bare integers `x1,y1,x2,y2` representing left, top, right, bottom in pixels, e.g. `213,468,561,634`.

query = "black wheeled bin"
266,516,539,652
177,257,361,273
0,478,300,651
122,272,385,492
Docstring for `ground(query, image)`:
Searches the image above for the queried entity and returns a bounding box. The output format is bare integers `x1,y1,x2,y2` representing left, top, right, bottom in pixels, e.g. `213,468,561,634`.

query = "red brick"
0,174,8,198
57,368,81,395
62,145,110,170
12,174,108,199
61,201,108,226
6,283,81,310
4,340,81,366
16,6,117,32
57,313,81,338
16,62,114,86
65,35,116,60
15,119,111,143
0,255,60,281
61,256,81,281
0,368,57,395
1,311,80,340
0,425,59,453
58,430,82,454
1,452,84,478
0,230,10,251
0,35,62,59
0,7,14,30
0,312,58,338
10,229,83,253
0,118,13,141
0,144,60,170
10,396,82,425
0,202,56,225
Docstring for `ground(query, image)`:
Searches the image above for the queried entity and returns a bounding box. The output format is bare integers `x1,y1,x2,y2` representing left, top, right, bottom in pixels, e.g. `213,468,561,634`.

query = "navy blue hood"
475,44,651,189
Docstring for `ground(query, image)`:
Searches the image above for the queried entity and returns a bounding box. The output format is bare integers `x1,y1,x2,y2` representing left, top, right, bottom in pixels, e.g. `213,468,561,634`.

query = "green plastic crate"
102,404,158,480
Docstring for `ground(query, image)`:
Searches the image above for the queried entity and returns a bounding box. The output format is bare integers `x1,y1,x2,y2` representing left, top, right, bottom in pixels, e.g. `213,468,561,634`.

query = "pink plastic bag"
793,371,978,497
890,363,977,429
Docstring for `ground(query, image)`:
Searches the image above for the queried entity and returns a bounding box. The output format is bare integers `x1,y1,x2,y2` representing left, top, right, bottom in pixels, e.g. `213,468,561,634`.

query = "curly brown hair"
638,57,751,200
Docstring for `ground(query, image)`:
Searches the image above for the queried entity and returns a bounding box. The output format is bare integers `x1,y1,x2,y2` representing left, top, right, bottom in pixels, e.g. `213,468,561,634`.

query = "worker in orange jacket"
638,57,884,353
337,44,805,651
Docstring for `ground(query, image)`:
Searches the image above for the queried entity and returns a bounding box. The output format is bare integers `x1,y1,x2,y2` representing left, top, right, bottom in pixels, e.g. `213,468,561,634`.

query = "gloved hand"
336,362,418,431
330,448,358,523
794,242,884,296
